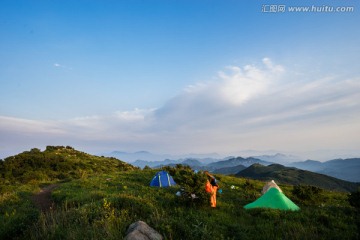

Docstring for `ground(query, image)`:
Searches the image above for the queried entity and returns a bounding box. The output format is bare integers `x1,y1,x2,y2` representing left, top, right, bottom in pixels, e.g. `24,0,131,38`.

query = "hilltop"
0,146,137,184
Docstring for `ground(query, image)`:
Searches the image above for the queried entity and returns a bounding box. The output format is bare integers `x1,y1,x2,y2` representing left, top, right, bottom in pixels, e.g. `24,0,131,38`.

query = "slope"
213,164,246,175
0,146,137,184
236,163,359,192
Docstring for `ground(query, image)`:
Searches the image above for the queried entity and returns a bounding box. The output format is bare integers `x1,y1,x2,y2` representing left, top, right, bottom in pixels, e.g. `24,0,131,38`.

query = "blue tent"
150,171,176,187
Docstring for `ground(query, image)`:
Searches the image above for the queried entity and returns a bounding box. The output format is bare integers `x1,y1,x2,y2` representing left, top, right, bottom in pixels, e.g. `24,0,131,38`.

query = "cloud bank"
1,58,360,160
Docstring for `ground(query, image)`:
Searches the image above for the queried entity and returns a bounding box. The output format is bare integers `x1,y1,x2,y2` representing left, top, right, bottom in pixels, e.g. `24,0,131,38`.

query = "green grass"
0,184,40,239
2,147,358,239
1,169,358,240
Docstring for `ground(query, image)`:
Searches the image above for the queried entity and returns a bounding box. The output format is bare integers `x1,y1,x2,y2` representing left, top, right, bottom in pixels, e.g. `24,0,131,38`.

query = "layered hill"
134,156,272,173
289,158,360,182
0,146,137,183
207,156,272,169
236,163,359,192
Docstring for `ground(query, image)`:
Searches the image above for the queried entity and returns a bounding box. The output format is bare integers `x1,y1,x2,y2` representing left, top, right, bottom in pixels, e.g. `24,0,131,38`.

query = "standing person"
204,171,219,208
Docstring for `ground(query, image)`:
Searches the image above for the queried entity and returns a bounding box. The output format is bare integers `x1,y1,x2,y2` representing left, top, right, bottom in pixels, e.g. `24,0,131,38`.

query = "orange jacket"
205,180,212,193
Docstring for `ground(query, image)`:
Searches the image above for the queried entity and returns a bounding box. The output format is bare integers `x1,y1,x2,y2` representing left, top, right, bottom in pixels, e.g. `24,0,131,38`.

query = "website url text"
262,5,355,13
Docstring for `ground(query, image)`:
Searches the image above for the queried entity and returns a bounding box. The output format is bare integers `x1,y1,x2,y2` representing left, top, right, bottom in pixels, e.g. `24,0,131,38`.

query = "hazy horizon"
1,146,360,163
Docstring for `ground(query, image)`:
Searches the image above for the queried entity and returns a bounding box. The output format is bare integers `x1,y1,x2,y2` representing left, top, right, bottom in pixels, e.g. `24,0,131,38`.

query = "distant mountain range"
106,151,220,164
129,157,359,192
106,151,174,163
252,153,302,164
130,156,273,172
288,158,360,182
235,163,359,192
3,147,358,194
105,151,360,183
206,157,272,169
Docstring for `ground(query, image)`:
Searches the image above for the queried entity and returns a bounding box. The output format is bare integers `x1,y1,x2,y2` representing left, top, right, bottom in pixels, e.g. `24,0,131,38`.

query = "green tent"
244,187,300,211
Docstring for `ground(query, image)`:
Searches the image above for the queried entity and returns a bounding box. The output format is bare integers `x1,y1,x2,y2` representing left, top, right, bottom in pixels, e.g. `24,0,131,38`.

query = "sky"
1,0,360,161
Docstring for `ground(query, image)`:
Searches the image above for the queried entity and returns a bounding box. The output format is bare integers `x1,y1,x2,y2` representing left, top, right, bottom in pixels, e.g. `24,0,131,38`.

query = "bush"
242,179,258,200
292,185,323,205
164,165,209,206
348,190,360,210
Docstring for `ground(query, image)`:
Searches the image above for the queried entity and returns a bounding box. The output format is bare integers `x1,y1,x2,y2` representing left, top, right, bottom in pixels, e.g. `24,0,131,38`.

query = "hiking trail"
31,184,58,212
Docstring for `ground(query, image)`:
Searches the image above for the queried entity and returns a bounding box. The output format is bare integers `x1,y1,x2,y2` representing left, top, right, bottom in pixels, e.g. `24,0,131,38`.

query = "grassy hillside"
0,146,136,184
236,163,359,192
0,148,359,239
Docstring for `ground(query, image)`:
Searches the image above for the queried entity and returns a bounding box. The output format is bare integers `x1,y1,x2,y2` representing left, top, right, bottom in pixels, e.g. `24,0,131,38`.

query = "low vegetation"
0,147,359,239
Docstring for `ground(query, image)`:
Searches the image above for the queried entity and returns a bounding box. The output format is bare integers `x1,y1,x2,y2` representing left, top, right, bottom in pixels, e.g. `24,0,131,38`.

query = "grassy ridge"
0,146,136,185
236,163,359,192
0,147,359,239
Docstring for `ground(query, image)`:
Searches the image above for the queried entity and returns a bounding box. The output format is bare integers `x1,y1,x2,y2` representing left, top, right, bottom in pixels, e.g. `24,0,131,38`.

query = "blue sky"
1,0,360,160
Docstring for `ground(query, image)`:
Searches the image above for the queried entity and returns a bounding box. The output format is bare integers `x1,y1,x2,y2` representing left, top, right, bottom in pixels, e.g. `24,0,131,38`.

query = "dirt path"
31,184,58,212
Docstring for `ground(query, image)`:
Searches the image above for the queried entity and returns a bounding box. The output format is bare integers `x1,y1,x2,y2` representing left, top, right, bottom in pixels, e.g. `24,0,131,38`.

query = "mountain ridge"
112,151,360,182
235,163,359,192
1,147,358,193
289,158,360,182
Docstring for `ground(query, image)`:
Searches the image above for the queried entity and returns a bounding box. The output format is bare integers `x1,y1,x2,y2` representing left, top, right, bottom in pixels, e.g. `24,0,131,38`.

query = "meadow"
0,147,359,239
1,168,359,240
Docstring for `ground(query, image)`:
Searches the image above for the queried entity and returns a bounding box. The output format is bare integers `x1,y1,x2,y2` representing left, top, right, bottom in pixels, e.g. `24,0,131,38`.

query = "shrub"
348,190,360,210
164,165,209,206
292,185,323,205
242,179,258,200
143,165,151,170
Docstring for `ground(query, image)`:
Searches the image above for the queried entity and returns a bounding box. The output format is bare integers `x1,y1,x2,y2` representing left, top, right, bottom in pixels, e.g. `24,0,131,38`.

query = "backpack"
210,178,218,187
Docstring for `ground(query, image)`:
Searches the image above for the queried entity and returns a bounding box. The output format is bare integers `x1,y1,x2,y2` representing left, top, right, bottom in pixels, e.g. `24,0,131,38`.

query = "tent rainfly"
244,187,300,211
150,170,176,187
261,180,282,195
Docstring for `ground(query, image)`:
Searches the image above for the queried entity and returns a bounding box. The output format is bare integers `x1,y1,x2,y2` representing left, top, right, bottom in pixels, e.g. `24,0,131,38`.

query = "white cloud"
1,58,360,160
218,65,268,105
53,63,72,70
0,116,65,135
148,58,360,157
154,58,286,127
183,58,285,107
114,108,154,121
